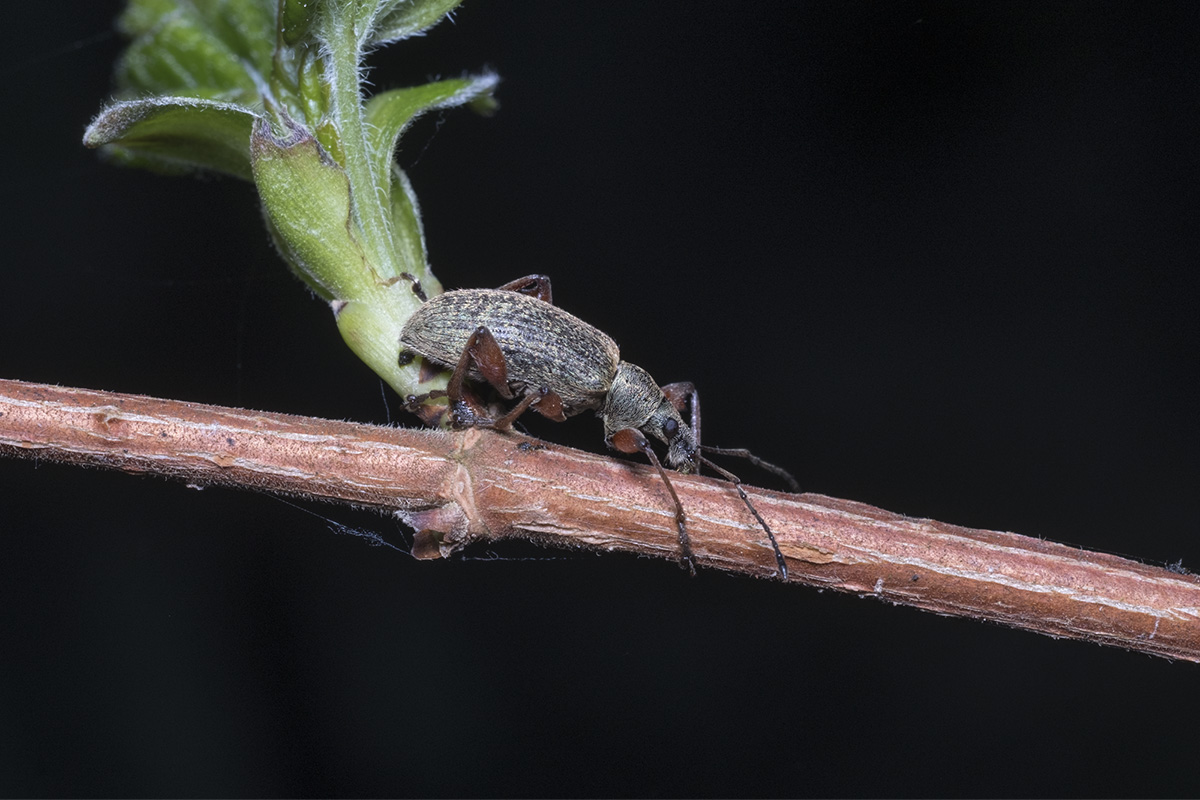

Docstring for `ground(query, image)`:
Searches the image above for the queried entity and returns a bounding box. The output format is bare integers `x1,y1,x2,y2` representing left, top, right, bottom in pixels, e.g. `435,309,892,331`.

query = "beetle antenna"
701,445,799,493
700,456,789,581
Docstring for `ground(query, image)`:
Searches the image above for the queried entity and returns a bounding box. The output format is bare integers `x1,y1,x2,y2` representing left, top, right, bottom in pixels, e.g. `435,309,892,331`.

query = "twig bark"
1,377,1198,661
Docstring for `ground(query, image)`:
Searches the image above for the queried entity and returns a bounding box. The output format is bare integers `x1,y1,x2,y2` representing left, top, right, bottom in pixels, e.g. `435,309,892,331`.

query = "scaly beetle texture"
398,274,791,578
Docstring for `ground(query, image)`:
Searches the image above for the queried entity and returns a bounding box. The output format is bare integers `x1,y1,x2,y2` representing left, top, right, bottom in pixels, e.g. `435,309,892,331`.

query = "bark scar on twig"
394,429,494,558
448,427,490,535
447,461,486,537
780,540,837,565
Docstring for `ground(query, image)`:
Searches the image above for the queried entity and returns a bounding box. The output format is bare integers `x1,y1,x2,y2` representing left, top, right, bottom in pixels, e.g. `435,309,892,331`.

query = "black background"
3,2,1199,797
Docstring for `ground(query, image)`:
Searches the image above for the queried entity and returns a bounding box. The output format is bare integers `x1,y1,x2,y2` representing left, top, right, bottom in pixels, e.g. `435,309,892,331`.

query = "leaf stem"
321,6,394,278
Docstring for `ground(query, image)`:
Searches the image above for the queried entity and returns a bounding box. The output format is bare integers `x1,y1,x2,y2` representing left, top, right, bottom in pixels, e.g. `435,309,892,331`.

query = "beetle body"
400,286,698,472
401,288,617,417
398,274,787,579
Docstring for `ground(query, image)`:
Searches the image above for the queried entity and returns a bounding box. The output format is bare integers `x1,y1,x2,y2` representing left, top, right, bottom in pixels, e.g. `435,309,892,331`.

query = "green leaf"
387,164,442,297
372,0,464,45
115,0,274,103
84,97,258,180
363,73,498,193
86,0,487,407
117,0,181,35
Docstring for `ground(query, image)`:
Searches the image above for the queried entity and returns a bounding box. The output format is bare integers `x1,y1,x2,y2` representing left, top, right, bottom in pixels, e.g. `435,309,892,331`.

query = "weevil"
397,274,794,578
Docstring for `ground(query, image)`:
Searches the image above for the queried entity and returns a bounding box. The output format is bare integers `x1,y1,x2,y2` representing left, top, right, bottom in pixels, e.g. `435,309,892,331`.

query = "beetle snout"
662,419,698,473
668,438,698,473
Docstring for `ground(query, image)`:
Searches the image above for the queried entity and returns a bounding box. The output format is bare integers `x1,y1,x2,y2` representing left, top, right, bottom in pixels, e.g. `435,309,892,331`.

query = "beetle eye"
663,417,678,438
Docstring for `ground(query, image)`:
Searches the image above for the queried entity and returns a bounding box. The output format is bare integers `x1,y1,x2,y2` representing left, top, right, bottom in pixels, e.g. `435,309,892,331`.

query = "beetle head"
657,409,699,473
602,362,698,473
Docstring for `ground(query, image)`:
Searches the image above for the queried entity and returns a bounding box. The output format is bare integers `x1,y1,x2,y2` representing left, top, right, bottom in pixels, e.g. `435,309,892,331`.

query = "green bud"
251,115,369,300
278,0,317,47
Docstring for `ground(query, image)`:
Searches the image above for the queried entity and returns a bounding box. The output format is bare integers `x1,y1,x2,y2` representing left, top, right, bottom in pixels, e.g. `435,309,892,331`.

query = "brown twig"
1,377,1197,662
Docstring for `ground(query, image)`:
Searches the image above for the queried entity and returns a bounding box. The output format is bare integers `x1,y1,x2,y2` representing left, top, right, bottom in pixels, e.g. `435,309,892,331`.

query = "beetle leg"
397,272,428,302
398,391,436,426
464,326,513,398
660,381,697,422
444,326,516,428
495,274,553,305
490,389,543,431
403,389,446,408
530,388,566,422
491,386,566,431
608,427,696,576
448,327,568,432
